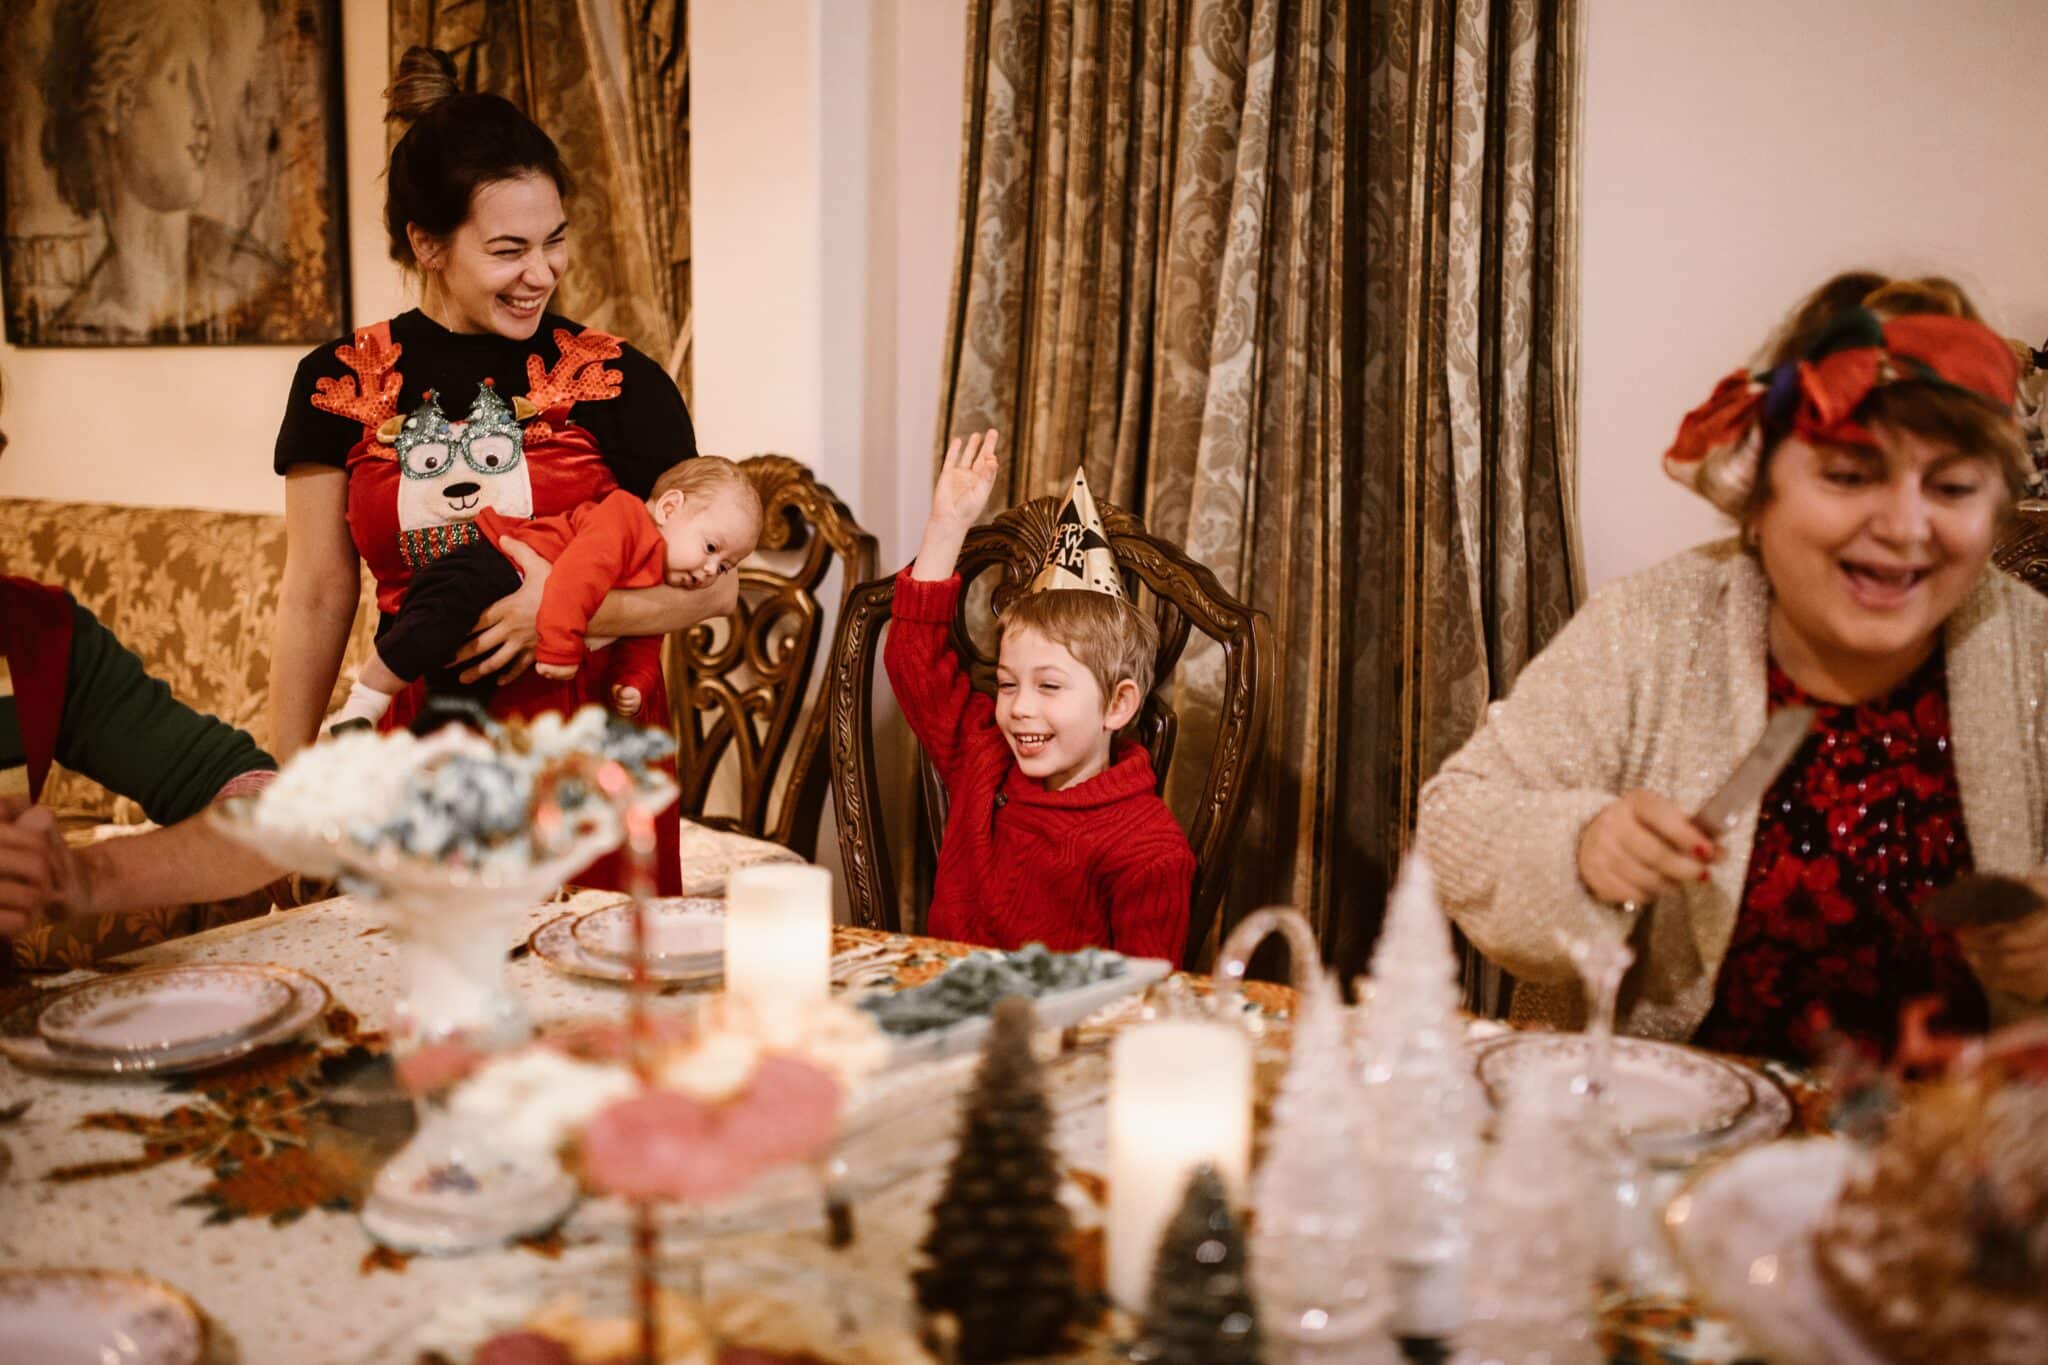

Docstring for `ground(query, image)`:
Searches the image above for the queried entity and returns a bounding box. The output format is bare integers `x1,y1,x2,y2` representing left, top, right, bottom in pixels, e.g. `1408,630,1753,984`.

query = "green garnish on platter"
858,944,1127,1037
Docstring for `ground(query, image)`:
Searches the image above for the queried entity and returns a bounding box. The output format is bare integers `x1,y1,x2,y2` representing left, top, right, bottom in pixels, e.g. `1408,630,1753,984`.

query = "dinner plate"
569,898,725,967
1677,1058,1794,1162
1473,1033,1755,1140
37,964,294,1057
0,966,330,1076
530,911,726,986
0,1269,206,1365
1663,1138,1887,1365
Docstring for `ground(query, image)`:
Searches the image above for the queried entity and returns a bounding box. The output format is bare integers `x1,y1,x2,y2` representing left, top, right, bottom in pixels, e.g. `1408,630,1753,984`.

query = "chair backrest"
826,494,1273,968
1993,501,2048,595
665,456,876,857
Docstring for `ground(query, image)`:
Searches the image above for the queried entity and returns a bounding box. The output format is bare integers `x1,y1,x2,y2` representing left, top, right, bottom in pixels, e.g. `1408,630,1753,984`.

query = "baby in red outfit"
329,457,761,730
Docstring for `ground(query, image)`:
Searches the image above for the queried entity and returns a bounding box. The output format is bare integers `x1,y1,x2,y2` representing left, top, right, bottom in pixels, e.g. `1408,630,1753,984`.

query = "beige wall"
0,0,406,513
1580,0,2048,589
690,0,965,566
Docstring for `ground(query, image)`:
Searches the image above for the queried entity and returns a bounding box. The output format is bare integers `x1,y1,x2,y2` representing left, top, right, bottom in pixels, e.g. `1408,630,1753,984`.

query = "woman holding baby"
267,47,727,891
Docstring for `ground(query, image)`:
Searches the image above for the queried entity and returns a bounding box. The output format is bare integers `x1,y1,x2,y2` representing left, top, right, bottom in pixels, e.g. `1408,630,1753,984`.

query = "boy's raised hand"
931,429,1001,528
912,429,1001,582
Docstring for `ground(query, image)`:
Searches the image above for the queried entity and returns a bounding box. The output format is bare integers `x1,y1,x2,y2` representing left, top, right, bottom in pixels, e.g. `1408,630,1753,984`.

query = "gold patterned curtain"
936,0,1582,971
389,0,692,394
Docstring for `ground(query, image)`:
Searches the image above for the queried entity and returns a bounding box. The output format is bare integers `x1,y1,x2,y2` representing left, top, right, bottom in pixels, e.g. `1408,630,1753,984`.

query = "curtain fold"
389,0,691,393
937,0,1582,968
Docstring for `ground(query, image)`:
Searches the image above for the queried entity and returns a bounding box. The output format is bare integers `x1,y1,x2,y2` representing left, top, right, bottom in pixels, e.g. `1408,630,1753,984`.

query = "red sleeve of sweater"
528,491,666,667
883,569,1004,790
1103,831,1196,964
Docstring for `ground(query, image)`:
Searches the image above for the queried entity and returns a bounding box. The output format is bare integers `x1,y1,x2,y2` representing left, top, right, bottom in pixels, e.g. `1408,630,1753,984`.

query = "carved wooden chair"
1993,500,2048,595
664,456,877,858
825,494,1273,968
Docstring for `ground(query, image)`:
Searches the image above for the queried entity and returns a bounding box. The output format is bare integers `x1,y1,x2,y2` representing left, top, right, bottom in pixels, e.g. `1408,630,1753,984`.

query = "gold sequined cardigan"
1417,539,2048,1039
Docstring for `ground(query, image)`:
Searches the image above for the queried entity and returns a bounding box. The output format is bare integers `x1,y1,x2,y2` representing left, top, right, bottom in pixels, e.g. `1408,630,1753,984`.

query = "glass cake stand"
214,792,658,1254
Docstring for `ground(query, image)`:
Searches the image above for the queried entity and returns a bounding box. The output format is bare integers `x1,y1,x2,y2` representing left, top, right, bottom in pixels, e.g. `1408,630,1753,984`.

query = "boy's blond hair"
651,455,763,525
997,589,1159,702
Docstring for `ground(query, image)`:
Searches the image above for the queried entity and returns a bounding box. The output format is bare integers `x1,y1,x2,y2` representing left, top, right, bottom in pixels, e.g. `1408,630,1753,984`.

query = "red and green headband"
1663,309,2021,510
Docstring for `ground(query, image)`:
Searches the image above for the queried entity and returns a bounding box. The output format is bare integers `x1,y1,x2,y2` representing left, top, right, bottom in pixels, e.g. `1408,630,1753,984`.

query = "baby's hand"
611,685,643,717
535,661,578,681
929,429,1001,531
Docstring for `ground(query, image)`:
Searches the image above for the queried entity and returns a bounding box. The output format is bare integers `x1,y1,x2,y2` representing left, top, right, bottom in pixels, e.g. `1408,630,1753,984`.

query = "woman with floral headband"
1418,272,2048,1062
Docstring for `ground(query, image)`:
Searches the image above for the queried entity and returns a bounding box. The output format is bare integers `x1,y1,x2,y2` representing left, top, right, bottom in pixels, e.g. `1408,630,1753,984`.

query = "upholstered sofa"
0,495,378,969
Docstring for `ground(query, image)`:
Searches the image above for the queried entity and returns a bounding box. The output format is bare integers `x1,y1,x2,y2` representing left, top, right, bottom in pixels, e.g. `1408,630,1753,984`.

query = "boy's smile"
995,626,1116,791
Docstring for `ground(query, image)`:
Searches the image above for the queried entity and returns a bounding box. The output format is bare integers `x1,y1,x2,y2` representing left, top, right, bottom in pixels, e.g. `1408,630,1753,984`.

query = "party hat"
1027,467,1125,599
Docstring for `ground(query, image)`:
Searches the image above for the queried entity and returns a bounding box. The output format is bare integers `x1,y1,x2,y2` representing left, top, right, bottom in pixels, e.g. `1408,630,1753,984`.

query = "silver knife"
1692,705,1817,837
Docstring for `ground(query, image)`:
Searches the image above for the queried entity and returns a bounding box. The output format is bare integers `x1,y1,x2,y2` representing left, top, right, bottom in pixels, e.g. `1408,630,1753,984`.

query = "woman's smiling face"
413,173,567,339
1754,426,2005,697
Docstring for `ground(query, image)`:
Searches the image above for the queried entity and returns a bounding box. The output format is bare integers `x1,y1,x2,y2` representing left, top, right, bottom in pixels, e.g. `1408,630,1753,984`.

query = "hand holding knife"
1692,704,1817,838
1579,706,1817,909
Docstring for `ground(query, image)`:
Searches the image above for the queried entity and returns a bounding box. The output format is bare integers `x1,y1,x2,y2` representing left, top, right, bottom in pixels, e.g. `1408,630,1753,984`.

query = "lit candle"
1107,1018,1253,1309
723,864,832,1010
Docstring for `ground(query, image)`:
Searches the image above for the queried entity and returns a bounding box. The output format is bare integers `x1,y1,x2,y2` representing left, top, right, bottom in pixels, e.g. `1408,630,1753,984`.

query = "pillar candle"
723,864,832,1010
1107,1018,1253,1309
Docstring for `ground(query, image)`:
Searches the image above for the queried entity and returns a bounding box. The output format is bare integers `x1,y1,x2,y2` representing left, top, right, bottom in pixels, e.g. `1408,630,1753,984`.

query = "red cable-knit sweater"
884,571,1195,962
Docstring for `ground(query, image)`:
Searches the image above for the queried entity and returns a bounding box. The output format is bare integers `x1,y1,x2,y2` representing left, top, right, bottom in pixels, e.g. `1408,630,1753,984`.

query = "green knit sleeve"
53,601,276,826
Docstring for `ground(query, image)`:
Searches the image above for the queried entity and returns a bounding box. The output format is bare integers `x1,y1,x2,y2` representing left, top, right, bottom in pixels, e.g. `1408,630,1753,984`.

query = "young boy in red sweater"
886,429,1195,962
329,456,760,730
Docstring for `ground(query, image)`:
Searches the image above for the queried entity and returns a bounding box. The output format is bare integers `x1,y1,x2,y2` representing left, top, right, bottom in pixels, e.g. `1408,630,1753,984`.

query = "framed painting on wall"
0,0,350,346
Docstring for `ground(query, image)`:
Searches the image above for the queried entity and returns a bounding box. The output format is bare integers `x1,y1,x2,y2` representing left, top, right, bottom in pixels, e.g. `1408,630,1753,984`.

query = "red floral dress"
1693,651,1989,1062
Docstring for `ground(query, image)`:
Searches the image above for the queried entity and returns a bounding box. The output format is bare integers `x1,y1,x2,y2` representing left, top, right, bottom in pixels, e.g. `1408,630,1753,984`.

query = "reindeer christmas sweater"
884,571,1194,963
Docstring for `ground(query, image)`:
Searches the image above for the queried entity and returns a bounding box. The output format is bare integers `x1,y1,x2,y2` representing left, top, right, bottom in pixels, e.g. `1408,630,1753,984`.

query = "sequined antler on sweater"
519,329,625,441
309,329,406,432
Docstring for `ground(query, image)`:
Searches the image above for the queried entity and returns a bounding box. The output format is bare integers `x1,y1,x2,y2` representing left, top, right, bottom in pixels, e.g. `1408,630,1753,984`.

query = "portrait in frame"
0,0,349,346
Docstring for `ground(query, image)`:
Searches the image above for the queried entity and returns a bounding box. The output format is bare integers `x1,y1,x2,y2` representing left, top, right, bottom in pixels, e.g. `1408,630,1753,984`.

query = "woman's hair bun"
385,45,461,125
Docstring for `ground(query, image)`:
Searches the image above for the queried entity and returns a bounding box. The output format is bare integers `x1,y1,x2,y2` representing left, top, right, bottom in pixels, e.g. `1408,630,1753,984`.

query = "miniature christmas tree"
1451,1077,1602,1365
913,995,1082,1362
1355,851,1485,1337
1130,1164,1261,1365
1252,969,1402,1364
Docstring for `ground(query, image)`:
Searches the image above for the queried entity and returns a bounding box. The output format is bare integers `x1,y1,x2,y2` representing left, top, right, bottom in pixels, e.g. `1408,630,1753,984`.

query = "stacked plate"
0,1269,206,1364
1470,1032,1792,1162
0,964,328,1076
529,898,728,984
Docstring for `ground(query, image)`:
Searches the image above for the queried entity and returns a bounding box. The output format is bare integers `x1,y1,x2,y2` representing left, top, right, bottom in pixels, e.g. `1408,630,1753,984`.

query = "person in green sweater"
1,374,282,958
0,574,284,954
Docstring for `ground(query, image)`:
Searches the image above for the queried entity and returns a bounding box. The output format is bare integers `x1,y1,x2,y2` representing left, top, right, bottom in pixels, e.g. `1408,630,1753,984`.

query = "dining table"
0,888,1828,1364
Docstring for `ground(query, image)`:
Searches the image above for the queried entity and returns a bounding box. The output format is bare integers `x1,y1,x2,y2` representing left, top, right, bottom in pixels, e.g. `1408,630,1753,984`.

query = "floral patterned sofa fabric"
0,496,377,821
0,496,376,968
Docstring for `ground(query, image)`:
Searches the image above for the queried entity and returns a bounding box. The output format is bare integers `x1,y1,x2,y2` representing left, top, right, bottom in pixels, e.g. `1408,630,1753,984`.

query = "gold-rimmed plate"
569,897,725,968
0,966,330,1077
529,910,725,986
1473,1033,1755,1140
37,964,294,1057
0,1268,206,1364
